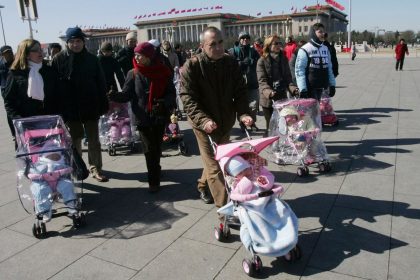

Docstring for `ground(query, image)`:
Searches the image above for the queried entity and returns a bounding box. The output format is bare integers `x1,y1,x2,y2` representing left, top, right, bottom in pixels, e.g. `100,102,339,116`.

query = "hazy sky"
1,0,419,49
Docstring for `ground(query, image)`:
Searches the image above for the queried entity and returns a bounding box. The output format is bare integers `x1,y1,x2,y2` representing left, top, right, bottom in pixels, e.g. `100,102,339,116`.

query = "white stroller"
210,135,301,276
14,115,86,238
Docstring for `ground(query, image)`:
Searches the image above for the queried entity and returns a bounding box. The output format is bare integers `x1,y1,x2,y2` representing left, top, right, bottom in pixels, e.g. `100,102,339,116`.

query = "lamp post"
0,5,6,45
347,0,352,51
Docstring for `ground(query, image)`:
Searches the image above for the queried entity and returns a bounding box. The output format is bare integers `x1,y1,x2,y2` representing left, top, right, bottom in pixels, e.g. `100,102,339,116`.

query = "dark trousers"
138,124,165,187
262,106,273,133
396,57,405,70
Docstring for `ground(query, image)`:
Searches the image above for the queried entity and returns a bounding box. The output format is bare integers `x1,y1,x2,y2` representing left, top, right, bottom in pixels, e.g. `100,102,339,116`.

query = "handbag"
71,145,89,180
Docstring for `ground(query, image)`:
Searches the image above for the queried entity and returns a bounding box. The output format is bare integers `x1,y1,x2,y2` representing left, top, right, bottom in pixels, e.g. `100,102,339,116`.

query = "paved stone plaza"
0,55,419,279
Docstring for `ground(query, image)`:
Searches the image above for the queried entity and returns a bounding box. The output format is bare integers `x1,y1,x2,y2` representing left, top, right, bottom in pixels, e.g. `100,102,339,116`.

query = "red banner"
325,0,345,11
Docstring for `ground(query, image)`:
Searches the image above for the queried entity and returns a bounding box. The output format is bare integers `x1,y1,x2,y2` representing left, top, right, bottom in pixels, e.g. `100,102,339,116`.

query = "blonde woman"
256,35,298,134
3,39,58,121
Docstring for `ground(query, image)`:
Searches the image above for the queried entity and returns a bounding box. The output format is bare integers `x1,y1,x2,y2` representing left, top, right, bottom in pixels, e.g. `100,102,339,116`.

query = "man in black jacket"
116,31,137,77
52,27,109,182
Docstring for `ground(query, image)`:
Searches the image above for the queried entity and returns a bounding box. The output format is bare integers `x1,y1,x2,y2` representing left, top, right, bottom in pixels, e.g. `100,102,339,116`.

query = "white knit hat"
126,31,137,41
226,156,251,176
148,39,161,48
280,107,299,118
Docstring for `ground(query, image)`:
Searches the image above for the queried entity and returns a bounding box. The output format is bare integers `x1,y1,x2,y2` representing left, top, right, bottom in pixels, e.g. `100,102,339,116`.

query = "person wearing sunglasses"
3,39,59,148
295,23,336,101
257,35,299,136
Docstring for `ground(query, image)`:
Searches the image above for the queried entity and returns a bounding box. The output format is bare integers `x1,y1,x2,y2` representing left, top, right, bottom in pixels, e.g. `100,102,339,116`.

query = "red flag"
175,10,179,14
148,14,151,17
211,6,214,9
291,6,294,10
181,10,186,13
303,5,307,10
192,8,197,12
187,9,191,12
152,13,156,16
269,11,272,14
257,12,261,16
203,7,208,10
134,15,138,19
198,8,202,11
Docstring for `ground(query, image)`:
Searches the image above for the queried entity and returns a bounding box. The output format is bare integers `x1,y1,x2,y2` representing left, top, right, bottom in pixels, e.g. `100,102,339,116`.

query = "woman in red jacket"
395,39,409,71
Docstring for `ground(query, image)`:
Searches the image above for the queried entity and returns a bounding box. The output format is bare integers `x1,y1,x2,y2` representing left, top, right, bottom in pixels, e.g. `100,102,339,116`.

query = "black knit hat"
0,45,12,54
65,27,86,42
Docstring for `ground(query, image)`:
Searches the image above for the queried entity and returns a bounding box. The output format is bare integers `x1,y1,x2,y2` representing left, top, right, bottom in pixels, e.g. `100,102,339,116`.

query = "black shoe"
198,189,214,204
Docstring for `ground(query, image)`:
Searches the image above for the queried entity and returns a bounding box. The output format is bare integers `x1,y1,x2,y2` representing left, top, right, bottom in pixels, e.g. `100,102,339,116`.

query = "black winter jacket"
98,54,125,91
110,67,176,128
3,61,59,119
116,47,134,76
52,48,108,122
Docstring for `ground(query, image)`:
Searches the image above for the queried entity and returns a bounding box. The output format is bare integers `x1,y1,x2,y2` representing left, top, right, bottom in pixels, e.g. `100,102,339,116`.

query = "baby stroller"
99,101,136,156
210,135,301,276
320,90,338,126
14,115,86,238
162,113,188,156
268,98,331,176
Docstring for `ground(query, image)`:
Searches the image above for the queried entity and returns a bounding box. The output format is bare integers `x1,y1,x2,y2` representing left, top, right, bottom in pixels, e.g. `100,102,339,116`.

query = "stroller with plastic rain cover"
210,134,301,276
268,98,331,176
14,115,86,238
98,101,136,156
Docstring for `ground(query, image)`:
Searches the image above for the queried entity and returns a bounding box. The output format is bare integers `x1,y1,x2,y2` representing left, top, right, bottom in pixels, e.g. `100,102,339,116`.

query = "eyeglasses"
29,47,42,53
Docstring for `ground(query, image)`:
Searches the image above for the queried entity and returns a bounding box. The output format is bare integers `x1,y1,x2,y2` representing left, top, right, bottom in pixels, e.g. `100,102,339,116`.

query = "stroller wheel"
32,223,41,238
318,163,326,173
297,167,306,177
242,258,255,276
334,119,339,126
285,245,302,262
73,214,85,229
253,255,262,272
40,222,47,237
304,166,309,175
79,213,87,226
325,162,332,172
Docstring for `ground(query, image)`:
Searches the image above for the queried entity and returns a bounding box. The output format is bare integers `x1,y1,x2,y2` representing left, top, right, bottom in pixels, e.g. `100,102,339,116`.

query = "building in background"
135,5,347,46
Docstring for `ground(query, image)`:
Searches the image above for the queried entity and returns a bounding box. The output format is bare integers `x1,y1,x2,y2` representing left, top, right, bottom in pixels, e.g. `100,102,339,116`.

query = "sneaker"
198,188,214,204
66,201,78,215
43,209,52,222
91,170,109,182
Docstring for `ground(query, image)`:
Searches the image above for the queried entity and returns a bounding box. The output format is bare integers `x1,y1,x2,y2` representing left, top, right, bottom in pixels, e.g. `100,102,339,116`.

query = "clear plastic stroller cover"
267,98,329,165
99,101,134,146
13,115,78,214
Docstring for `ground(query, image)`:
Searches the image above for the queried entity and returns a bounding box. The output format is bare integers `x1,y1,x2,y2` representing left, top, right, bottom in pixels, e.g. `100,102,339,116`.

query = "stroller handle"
207,128,253,154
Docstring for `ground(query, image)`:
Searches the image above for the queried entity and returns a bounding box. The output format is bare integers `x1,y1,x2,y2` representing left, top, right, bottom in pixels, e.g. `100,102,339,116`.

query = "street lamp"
0,5,6,45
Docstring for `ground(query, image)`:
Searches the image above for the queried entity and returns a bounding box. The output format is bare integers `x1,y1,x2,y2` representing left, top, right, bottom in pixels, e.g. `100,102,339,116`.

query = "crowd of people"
0,22,408,218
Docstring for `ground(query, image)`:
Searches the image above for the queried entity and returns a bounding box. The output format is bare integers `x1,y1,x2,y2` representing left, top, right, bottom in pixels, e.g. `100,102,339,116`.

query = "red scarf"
132,57,172,112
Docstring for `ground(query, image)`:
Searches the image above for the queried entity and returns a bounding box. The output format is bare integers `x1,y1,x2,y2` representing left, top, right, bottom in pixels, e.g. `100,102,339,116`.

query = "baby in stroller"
214,137,300,276
162,113,187,155
27,141,77,223
99,101,134,156
14,115,86,238
269,99,331,176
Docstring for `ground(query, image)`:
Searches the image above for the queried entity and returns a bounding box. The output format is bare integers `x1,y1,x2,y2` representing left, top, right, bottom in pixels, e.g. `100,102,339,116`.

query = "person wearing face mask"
180,26,253,207
295,23,336,101
52,27,109,182
3,39,59,142
108,42,176,193
256,35,299,135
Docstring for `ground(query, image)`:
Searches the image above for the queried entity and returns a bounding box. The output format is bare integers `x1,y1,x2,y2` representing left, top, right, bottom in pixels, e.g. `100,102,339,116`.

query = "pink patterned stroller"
99,101,136,156
210,135,301,276
268,98,331,176
14,115,86,238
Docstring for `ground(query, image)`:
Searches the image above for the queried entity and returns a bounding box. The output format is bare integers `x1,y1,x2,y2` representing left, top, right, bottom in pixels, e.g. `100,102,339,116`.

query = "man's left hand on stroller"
240,116,254,127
